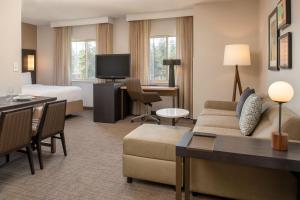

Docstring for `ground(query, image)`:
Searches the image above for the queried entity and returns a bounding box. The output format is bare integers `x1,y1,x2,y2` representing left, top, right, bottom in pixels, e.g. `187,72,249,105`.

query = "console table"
176,132,300,200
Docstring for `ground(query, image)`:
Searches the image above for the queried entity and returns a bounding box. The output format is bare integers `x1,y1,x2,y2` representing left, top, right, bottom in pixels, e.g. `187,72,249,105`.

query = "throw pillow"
239,94,262,136
236,87,255,119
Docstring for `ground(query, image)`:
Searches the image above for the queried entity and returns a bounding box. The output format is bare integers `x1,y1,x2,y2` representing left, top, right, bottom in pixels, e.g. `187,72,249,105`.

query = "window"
149,36,176,84
71,40,96,81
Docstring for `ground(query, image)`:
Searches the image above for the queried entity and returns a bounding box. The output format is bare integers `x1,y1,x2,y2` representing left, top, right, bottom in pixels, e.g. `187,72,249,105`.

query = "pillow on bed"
21,72,32,85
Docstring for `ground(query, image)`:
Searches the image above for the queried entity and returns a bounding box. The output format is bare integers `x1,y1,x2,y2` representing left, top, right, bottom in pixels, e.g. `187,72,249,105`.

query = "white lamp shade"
27,55,35,71
268,81,294,103
224,44,251,66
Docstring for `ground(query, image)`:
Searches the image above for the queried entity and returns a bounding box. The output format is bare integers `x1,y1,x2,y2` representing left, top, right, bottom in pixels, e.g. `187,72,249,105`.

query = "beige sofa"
123,98,300,200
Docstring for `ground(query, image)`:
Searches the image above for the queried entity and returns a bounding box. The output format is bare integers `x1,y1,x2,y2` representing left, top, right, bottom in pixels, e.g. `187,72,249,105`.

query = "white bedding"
22,84,82,102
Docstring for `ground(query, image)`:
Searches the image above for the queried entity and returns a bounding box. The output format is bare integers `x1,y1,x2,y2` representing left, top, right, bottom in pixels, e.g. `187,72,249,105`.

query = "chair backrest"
125,78,143,101
0,107,33,154
37,100,67,140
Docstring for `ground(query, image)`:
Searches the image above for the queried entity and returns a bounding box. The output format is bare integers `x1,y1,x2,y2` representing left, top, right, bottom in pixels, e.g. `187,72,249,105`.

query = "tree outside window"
71,40,96,81
149,36,176,84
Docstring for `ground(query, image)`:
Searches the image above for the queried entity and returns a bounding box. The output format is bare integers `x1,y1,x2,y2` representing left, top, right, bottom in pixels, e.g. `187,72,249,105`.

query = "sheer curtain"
176,16,193,116
53,26,72,86
129,20,151,114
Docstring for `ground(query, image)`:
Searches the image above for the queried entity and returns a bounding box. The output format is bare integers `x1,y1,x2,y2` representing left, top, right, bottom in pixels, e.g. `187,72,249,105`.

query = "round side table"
156,108,189,126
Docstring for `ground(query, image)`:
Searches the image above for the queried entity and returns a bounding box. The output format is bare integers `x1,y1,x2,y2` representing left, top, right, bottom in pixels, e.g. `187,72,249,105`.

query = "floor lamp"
223,44,251,102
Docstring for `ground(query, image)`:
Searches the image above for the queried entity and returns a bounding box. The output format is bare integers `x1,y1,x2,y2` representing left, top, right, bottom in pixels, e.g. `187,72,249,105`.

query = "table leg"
292,172,300,200
121,89,124,120
176,156,182,200
185,157,190,200
172,118,176,126
177,89,180,108
51,137,56,153
173,95,175,108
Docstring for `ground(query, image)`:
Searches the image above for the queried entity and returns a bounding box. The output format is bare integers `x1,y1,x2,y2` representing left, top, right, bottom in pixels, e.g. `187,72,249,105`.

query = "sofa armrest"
204,101,237,111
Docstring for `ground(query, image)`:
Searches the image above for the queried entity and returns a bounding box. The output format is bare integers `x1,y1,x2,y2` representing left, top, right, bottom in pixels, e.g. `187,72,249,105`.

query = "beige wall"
192,0,260,118
0,0,22,95
258,0,300,115
22,23,37,50
37,25,55,85
113,18,129,53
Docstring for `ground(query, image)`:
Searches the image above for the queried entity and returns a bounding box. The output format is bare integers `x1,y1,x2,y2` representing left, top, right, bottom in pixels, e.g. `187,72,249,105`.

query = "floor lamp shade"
224,44,251,66
223,44,251,102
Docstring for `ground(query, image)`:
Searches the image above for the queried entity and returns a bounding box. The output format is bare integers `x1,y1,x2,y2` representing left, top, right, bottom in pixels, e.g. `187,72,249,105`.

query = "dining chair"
32,100,67,169
0,107,35,174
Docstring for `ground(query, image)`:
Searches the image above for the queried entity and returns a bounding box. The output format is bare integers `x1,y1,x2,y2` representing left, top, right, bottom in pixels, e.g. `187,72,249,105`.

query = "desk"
120,85,179,119
176,132,300,200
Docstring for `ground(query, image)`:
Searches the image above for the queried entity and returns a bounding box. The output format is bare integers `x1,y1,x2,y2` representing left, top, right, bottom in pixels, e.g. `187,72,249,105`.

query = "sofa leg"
192,192,198,196
127,177,133,183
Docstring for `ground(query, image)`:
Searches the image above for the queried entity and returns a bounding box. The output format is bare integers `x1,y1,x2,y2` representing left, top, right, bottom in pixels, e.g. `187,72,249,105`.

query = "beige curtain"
176,17,193,115
54,26,72,86
129,20,151,114
96,23,113,54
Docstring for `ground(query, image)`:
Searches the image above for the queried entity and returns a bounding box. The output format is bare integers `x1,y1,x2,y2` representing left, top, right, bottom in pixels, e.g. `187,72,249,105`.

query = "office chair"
125,78,161,123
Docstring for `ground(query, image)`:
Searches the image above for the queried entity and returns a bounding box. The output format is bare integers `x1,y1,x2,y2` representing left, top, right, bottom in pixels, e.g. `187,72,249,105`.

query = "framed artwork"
268,8,279,71
277,0,291,29
279,32,292,69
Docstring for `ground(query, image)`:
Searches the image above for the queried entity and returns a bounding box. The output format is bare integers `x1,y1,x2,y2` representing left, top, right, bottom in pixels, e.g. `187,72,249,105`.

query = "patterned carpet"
0,110,223,200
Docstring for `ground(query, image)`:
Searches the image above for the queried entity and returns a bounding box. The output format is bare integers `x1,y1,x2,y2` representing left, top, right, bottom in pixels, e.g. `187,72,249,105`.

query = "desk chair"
125,79,161,123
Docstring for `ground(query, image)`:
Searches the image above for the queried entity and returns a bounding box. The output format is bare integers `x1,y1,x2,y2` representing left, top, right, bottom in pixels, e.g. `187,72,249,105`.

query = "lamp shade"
27,55,35,71
268,81,294,103
224,44,251,66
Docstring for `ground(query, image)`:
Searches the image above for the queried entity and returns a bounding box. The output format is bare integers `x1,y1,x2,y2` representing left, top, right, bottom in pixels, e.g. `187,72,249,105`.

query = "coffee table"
156,108,189,126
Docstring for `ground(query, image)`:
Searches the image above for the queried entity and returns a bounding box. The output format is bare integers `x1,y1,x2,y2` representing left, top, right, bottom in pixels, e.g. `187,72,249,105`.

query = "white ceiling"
22,0,231,25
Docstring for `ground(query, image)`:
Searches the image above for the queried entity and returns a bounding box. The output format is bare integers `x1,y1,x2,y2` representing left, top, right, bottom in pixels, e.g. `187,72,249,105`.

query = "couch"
123,97,300,200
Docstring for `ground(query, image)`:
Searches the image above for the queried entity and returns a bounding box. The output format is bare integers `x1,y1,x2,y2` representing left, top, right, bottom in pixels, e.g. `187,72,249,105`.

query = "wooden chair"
0,107,35,174
32,100,67,169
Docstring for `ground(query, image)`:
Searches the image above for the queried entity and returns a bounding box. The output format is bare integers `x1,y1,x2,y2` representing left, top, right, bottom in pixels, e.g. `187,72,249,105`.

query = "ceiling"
22,0,231,25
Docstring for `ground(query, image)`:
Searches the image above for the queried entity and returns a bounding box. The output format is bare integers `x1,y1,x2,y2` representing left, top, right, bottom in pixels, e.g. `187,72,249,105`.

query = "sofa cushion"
239,94,263,136
201,108,237,117
195,115,240,130
193,126,241,137
123,124,190,161
236,87,255,118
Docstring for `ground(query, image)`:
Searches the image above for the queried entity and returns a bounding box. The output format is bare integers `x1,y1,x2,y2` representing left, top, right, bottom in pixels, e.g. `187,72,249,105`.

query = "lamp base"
272,132,288,151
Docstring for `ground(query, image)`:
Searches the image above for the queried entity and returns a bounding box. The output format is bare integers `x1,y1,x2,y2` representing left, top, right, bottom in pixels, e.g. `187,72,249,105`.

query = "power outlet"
13,62,19,72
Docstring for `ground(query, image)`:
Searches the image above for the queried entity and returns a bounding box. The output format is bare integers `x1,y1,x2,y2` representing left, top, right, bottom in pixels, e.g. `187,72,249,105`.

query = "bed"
21,73,83,115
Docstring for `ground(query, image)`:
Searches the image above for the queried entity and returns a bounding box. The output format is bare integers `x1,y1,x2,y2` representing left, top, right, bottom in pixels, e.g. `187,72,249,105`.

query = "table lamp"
163,59,181,87
224,44,251,102
268,81,294,151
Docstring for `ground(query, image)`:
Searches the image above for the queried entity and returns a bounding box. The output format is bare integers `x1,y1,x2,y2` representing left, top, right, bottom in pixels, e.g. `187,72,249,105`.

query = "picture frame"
268,8,279,71
277,0,291,30
279,32,292,69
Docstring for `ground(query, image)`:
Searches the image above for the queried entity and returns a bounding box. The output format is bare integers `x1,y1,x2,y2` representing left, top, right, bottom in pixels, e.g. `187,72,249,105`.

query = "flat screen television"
96,54,130,80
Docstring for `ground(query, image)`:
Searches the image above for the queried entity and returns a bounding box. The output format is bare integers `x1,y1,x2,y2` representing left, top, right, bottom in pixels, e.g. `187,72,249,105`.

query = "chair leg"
60,132,67,156
37,142,44,170
26,145,35,175
5,154,9,163
51,136,56,154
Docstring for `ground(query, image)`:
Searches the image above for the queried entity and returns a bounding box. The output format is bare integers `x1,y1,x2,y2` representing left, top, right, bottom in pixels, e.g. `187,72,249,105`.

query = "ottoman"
123,124,191,185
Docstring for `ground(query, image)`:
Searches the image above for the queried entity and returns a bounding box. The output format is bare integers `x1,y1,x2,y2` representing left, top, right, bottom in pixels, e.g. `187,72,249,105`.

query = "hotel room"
1,0,300,199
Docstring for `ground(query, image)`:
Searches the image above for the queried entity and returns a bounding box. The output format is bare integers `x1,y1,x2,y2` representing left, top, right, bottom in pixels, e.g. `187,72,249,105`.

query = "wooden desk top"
120,85,179,91
177,132,300,172
0,96,57,112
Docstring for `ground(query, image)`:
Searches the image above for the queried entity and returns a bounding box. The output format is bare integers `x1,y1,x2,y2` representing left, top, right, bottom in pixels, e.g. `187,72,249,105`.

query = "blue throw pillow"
236,87,255,119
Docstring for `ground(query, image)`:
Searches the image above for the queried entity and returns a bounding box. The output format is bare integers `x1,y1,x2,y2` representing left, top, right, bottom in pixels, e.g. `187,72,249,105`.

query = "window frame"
71,39,96,82
149,35,176,85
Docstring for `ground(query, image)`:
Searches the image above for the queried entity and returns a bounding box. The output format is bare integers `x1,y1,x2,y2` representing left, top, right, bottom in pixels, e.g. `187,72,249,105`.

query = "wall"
258,0,300,115
22,23,37,50
113,18,129,53
192,0,260,118
37,25,55,85
0,0,22,96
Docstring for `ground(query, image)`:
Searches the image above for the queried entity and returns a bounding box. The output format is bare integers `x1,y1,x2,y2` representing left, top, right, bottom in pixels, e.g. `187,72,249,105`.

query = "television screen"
96,54,130,79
